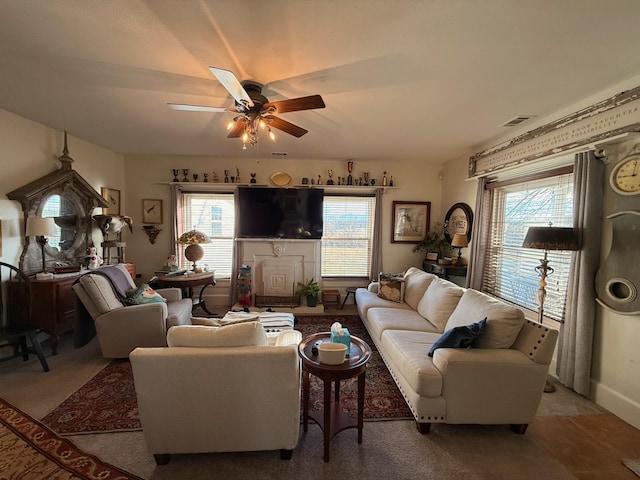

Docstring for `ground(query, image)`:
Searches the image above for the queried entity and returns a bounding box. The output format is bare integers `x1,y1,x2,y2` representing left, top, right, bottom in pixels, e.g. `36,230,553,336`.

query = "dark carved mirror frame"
7,134,109,275
443,202,474,243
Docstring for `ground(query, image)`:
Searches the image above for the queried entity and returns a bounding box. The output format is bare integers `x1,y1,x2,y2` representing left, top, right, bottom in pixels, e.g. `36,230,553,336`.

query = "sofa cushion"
377,272,405,302
167,321,267,348
428,317,486,357
77,274,123,315
445,289,525,349
416,277,464,332
125,283,167,305
356,288,413,318
366,307,440,342
402,267,437,310
380,330,443,397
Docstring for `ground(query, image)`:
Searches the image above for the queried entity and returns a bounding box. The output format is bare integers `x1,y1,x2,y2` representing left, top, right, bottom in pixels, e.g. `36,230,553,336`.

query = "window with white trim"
178,192,235,277
321,195,376,277
482,171,574,321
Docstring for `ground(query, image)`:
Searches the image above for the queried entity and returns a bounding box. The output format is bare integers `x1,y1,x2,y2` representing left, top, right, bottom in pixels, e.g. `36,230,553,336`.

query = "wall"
0,109,125,267
121,154,445,287
441,75,640,429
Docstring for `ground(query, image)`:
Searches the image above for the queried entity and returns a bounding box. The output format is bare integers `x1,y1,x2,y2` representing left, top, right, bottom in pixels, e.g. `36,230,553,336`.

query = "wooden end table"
298,332,372,462
156,271,216,315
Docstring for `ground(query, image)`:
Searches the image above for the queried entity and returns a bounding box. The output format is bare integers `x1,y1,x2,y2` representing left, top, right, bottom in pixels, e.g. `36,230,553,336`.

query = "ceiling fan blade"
263,115,308,137
209,67,254,108
263,95,325,114
167,103,236,113
227,117,248,138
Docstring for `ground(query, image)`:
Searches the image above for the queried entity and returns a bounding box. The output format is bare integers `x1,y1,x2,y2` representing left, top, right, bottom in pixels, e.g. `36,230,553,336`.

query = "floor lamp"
26,217,58,273
522,226,579,392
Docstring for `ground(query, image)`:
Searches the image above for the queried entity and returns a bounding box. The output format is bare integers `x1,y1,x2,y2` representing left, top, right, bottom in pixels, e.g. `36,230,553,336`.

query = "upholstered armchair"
72,264,192,358
130,322,302,464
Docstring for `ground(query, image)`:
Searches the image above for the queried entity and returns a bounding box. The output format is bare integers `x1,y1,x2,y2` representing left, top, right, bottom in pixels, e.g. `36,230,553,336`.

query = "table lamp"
450,233,469,265
177,229,211,271
26,217,58,272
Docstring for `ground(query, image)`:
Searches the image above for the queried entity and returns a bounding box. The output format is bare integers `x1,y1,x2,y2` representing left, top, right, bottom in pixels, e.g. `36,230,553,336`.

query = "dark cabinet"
422,260,467,280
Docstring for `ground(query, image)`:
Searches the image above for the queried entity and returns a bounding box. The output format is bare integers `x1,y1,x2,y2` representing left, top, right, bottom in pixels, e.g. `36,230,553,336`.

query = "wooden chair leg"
27,332,49,372
280,449,293,460
153,454,171,465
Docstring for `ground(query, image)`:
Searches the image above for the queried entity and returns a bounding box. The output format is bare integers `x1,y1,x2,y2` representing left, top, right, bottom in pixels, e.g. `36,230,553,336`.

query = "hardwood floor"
528,413,640,479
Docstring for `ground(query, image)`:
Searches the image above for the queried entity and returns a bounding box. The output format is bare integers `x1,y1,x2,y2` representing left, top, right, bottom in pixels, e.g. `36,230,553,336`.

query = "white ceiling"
2,0,640,164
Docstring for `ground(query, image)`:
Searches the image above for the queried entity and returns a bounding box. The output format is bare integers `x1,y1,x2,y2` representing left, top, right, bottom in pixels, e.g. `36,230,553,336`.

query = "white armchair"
72,264,192,358
130,322,302,464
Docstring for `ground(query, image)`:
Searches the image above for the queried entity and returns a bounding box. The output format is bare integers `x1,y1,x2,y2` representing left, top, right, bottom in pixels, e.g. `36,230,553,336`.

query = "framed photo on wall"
101,187,120,215
142,199,163,224
392,201,430,243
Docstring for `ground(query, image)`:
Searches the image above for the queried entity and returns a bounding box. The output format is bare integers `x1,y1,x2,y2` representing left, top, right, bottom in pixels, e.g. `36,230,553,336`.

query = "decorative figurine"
224,170,229,183
192,173,198,182
382,171,388,186
172,169,179,182
182,169,190,182
203,172,209,182
317,175,322,185
213,171,219,182
363,172,370,186
327,169,334,185
347,161,354,185
250,172,257,183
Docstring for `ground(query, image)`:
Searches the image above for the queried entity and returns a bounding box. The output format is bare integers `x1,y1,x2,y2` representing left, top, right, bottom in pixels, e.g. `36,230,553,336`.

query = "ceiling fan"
168,67,325,148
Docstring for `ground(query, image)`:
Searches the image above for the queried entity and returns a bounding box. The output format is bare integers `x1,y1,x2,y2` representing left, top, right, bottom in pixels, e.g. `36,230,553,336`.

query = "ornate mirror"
7,133,109,275
443,203,473,243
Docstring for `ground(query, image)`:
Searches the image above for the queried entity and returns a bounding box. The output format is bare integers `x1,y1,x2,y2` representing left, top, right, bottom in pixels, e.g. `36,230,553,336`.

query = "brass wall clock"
610,154,640,195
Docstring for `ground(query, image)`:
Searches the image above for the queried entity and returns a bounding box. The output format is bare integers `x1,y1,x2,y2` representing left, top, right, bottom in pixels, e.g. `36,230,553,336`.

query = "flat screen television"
237,187,324,239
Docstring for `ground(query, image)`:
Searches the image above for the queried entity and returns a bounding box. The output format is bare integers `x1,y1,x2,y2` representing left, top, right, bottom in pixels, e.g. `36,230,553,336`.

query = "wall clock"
609,153,640,195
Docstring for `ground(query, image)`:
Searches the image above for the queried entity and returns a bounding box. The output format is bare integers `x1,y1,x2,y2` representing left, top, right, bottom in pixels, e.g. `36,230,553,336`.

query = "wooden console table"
422,260,467,280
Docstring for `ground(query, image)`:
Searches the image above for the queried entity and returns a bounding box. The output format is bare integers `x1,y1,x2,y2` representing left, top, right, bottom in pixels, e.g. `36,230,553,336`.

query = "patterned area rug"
0,397,143,480
42,315,412,435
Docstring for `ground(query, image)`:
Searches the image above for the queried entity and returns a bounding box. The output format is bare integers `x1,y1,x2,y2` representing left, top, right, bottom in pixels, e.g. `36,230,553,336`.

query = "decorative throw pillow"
167,321,268,348
427,317,487,357
377,272,405,303
125,283,166,305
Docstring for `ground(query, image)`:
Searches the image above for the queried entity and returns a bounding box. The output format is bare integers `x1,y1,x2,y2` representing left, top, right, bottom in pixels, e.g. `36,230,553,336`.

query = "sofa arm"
432,348,549,424
275,330,302,347
367,282,379,293
156,288,182,302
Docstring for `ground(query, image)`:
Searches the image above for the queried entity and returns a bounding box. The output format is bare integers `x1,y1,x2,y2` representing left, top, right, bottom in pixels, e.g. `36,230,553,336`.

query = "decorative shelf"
159,182,397,192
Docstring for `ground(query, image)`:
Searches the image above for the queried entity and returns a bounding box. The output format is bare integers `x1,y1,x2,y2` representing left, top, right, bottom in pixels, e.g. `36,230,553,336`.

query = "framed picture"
142,199,163,224
426,252,439,261
392,201,430,243
101,187,120,215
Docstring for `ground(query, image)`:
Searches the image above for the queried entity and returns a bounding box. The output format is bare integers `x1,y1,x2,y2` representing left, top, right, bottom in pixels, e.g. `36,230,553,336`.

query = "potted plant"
297,278,320,307
412,222,451,261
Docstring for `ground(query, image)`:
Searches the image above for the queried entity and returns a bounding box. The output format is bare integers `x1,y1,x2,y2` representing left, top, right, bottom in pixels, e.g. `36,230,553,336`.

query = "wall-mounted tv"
237,187,324,239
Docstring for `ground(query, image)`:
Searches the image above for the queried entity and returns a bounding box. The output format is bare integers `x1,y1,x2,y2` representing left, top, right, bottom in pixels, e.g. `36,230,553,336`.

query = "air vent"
271,152,288,156
500,115,535,127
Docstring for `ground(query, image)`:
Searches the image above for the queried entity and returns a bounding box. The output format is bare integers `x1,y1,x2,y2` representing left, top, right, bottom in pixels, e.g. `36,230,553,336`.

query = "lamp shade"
451,233,469,248
177,230,211,245
522,227,579,251
26,217,57,237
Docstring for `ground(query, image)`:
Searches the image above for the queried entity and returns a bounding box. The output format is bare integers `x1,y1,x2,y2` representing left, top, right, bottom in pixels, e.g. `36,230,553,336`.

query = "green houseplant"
412,222,451,260
297,278,320,307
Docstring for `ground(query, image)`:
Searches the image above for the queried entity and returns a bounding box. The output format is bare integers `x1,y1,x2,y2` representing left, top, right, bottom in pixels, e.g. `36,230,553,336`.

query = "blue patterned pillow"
428,317,487,357
125,283,167,305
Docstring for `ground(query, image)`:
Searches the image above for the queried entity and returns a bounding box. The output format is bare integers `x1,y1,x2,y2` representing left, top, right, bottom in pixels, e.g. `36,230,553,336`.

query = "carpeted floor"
42,315,411,435
0,397,144,480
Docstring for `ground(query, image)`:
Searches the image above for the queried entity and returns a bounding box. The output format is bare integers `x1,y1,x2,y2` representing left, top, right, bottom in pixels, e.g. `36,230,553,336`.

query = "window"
179,193,235,277
321,195,376,277
482,170,574,321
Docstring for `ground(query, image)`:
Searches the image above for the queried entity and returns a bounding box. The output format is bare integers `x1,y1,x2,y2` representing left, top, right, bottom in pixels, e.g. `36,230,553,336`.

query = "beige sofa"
130,322,302,464
356,267,558,434
73,264,192,358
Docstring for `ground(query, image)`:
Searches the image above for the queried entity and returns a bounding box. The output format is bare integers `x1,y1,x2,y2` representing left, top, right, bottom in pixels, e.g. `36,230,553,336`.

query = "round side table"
298,332,372,462
156,271,216,315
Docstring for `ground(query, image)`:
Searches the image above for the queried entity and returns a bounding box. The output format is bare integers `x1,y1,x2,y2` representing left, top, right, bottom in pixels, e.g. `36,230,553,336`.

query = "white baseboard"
590,379,640,430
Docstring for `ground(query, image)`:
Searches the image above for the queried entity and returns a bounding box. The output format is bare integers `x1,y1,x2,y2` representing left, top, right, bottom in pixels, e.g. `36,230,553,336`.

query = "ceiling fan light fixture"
226,120,235,131
269,128,276,142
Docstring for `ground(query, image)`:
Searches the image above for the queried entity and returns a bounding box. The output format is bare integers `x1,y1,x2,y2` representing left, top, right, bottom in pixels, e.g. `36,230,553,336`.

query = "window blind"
179,192,235,277
321,195,376,277
482,173,574,321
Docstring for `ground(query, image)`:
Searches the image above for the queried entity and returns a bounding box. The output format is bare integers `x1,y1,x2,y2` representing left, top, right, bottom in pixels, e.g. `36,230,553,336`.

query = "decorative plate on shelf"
270,171,292,186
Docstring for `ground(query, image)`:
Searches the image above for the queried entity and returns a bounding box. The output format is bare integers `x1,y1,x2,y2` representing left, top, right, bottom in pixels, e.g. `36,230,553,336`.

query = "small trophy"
172,169,179,182
327,169,334,185
182,169,190,182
